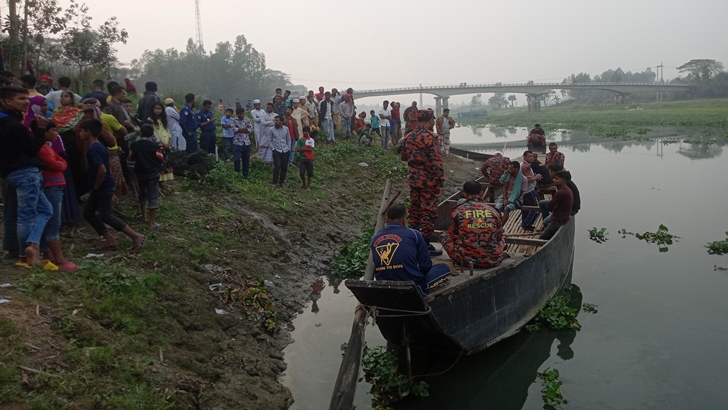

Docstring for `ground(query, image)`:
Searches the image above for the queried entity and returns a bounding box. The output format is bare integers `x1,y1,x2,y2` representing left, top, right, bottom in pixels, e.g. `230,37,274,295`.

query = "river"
282,125,728,410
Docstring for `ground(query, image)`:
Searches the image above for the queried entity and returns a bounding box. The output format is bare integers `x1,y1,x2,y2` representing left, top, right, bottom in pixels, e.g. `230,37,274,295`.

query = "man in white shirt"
378,100,392,149
331,88,342,133
250,99,266,151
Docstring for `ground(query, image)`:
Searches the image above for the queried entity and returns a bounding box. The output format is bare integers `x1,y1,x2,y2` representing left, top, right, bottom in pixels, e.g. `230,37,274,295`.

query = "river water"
282,126,728,410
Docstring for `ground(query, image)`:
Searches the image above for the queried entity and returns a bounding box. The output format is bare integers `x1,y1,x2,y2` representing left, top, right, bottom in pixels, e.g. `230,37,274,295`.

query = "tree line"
0,0,302,102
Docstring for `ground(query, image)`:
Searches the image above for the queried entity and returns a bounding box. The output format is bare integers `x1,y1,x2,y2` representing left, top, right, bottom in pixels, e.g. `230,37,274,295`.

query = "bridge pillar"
434,97,442,117
442,96,449,110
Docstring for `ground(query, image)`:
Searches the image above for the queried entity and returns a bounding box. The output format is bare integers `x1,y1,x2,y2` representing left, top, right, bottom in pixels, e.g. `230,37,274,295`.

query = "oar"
329,179,393,410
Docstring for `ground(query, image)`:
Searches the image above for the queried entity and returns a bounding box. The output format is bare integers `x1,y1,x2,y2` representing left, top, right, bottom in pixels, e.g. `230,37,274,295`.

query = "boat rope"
360,304,432,326
411,348,465,378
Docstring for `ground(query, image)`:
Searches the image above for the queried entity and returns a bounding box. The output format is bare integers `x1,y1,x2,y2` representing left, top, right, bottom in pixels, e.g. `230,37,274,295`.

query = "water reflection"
395,285,583,410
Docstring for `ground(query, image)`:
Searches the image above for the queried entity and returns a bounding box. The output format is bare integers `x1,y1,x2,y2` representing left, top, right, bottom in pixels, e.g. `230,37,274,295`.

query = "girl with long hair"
148,102,174,191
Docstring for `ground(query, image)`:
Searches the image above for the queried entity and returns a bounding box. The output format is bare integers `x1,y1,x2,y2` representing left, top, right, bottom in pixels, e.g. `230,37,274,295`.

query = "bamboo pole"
329,179,393,410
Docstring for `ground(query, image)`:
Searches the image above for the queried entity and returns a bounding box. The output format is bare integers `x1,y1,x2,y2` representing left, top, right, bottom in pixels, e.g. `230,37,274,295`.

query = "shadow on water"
394,285,583,410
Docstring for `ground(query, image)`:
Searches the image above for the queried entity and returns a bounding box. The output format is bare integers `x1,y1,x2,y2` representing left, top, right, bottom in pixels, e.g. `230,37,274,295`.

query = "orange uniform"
440,195,506,269
400,122,443,239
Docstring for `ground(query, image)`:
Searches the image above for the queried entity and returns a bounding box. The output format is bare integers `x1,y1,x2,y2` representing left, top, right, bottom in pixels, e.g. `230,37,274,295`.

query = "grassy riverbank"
0,140,481,409
457,98,728,137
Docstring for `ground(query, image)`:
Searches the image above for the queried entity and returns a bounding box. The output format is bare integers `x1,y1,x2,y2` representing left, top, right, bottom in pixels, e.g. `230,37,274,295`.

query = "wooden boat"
344,170,575,355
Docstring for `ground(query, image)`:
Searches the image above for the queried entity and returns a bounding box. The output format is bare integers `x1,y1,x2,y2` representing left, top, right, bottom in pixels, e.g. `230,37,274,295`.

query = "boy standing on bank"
296,126,315,191
129,124,164,230
79,120,145,250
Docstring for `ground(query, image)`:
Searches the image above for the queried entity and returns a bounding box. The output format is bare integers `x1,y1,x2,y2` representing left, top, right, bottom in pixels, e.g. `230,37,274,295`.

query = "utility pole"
194,0,204,50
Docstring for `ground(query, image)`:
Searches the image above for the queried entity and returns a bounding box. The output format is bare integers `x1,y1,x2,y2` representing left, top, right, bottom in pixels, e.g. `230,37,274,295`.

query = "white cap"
253,99,261,104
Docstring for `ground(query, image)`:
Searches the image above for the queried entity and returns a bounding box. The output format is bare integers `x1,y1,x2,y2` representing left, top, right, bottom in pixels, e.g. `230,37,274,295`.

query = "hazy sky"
86,0,728,104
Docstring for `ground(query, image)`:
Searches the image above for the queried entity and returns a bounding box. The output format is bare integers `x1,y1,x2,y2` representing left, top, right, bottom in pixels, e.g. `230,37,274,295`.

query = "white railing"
354,82,689,94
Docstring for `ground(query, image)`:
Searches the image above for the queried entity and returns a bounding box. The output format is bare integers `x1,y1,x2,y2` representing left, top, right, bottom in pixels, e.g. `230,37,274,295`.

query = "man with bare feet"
296,126,315,191
79,120,145,251
0,86,53,267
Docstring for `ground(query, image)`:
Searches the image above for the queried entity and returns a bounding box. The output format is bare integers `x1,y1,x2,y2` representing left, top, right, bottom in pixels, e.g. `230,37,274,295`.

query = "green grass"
0,137,409,409
459,99,728,137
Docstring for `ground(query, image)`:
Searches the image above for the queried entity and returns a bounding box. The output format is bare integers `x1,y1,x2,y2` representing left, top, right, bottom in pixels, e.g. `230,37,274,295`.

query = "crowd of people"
0,68,577,283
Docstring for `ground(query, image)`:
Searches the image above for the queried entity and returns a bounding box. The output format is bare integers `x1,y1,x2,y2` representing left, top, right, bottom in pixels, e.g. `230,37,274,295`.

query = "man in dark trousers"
196,100,217,155
539,170,573,240
180,93,198,153
371,204,451,295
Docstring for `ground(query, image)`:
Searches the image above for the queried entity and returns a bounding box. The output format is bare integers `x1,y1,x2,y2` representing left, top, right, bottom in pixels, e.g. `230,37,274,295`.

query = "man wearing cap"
331,88,342,132
400,109,444,257
436,108,456,156
250,99,265,151
36,75,54,95
180,93,198,153
136,82,160,123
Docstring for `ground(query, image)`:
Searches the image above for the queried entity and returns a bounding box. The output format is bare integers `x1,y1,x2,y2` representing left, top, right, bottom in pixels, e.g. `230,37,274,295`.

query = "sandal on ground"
3,259,18,265
131,236,146,252
40,260,59,271
149,223,161,231
58,261,80,271
14,261,31,269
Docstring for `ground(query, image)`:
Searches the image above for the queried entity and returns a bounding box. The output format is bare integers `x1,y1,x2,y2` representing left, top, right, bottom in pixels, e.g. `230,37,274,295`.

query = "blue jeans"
221,138,233,161
40,186,64,252
323,118,335,142
233,144,251,178
185,131,198,153
342,117,352,137
381,125,390,149
521,190,539,227
495,198,523,213
136,172,160,209
539,199,551,226
7,167,53,256
1,178,18,252
289,138,297,164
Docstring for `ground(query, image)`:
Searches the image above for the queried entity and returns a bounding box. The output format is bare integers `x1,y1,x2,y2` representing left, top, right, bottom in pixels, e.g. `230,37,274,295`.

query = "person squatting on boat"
371,204,451,295
527,123,546,153
399,109,444,257
538,170,573,240
439,181,507,269
480,151,511,202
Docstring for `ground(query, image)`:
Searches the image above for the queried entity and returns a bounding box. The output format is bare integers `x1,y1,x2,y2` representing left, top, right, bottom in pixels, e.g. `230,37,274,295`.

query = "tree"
507,95,516,107
677,59,724,82
487,93,507,108
470,93,483,106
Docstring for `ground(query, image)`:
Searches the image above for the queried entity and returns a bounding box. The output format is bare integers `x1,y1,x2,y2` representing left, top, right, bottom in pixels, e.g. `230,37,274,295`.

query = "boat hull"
345,218,575,354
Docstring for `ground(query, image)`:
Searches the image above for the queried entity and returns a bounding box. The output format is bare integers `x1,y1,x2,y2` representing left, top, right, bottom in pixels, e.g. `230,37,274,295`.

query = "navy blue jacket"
370,222,433,292
195,109,216,132
179,104,197,136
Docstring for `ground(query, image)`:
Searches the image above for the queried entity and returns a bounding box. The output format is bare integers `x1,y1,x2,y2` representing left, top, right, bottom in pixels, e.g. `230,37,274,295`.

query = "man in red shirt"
539,170,573,240
390,102,402,145
527,123,546,153
316,86,325,102
545,142,565,167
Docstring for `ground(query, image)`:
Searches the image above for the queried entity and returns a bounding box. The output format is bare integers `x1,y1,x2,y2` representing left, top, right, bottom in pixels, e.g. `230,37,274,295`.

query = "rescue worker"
440,181,506,269
400,109,444,256
480,151,511,202
371,204,451,295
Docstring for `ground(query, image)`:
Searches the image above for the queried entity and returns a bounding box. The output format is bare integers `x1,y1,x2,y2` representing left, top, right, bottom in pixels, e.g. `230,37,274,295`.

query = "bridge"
354,82,692,114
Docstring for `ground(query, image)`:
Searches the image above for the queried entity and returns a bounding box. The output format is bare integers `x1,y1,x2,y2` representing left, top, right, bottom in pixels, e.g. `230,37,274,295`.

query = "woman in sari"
149,102,174,192
51,91,85,218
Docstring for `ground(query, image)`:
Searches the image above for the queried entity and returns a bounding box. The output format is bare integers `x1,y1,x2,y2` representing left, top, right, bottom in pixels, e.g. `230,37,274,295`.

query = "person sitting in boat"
480,151,511,202
527,123,546,154
538,170,573,240
371,204,451,295
495,161,529,228
440,181,507,269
